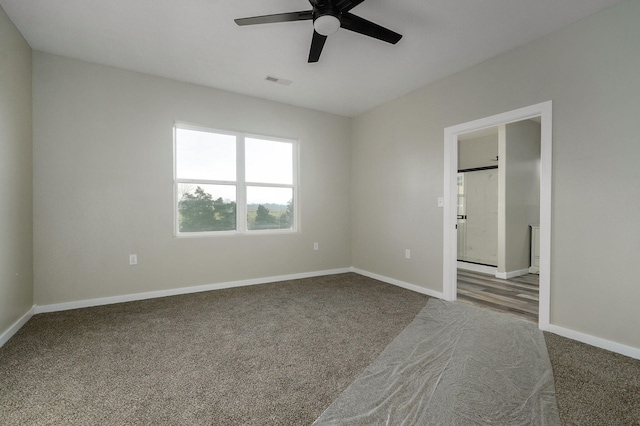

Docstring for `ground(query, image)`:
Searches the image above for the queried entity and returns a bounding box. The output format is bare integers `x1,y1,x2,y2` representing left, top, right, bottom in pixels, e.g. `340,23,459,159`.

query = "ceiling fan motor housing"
235,0,402,62
313,4,341,36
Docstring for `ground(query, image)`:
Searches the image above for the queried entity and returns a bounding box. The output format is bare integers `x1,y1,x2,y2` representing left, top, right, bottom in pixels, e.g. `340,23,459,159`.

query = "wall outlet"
313,242,319,251
437,197,444,207
405,249,411,259
129,254,138,265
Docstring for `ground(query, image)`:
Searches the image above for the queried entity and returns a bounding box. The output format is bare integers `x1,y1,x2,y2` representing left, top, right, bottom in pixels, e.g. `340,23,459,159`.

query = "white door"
457,169,498,266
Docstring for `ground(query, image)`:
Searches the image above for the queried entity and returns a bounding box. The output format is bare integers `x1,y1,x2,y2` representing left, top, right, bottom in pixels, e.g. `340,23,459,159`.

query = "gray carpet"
314,299,560,425
544,332,640,425
0,273,428,425
1,273,639,425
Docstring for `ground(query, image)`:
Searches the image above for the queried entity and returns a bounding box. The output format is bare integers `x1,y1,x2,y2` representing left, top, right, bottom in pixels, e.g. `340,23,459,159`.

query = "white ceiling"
1,0,621,117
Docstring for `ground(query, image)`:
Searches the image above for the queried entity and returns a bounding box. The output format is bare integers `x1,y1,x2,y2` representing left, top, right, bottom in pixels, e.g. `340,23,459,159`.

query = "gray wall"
458,134,498,171
351,0,640,349
0,5,33,333
33,53,352,305
499,120,541,273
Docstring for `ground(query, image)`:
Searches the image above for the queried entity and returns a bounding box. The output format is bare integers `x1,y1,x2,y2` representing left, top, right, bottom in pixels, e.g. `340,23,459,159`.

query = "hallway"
457,269,539,322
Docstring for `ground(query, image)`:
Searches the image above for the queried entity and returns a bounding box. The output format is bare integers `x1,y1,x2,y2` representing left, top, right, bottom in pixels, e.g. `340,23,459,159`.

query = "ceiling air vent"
265,76,293,86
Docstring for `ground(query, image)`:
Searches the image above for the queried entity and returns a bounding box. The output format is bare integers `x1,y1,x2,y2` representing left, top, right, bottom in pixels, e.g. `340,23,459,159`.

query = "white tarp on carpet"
314,298,560,425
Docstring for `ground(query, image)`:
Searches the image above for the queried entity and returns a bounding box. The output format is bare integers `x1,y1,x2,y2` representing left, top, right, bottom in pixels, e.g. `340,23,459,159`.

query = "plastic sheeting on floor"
314,298,560,425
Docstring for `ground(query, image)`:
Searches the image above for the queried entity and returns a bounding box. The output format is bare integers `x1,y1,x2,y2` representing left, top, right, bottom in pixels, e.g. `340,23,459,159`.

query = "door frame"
443,101,552,329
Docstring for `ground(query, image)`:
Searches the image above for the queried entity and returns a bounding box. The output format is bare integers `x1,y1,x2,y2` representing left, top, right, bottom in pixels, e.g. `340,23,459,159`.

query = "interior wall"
351,0,640,349
0,5,33,334
458,134,498,170
33,52,352,306
502,120,541,273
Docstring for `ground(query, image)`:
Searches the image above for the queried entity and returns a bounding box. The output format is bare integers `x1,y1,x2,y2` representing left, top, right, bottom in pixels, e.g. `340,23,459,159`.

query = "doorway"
443,102,552,329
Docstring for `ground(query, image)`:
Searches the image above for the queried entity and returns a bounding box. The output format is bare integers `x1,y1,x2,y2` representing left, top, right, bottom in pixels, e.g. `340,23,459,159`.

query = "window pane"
245,138,293,184
178,183,236,232
176,128,236,181
247,186,294,230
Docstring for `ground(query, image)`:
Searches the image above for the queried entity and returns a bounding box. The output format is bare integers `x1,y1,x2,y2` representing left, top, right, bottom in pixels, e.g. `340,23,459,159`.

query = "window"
174,124,297,235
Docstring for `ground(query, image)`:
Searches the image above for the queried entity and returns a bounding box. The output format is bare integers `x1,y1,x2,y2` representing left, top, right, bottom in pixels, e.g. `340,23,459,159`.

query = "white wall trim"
351,267,446,299
443,101,553,331
545,324,640,361
0,305,35,348
457,261,497,275
495,268,531,279
34,267,447,314
34,268,351,314
5,268,639,360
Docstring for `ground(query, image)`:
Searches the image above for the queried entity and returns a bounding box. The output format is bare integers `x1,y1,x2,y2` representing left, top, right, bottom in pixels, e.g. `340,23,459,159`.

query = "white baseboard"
457,261,497,275
10,267,639,361
0,305,35,348
351,267,446,300
35,266,444,315
34,268,351,314
544,324,640,360
495,268,530,279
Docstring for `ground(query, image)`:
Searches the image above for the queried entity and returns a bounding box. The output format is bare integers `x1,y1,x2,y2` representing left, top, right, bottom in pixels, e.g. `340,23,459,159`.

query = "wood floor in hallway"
457,269,539,322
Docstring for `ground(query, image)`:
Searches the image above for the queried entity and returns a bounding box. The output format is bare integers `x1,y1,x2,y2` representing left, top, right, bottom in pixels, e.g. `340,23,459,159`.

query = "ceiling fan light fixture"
235,1,403,63
314,15,340,36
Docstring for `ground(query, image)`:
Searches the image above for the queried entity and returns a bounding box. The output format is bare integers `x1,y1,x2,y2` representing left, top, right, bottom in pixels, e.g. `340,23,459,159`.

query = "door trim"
443,101,552,329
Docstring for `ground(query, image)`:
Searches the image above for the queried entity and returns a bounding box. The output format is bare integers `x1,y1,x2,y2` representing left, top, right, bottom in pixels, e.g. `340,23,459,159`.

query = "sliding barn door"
457,169,498,266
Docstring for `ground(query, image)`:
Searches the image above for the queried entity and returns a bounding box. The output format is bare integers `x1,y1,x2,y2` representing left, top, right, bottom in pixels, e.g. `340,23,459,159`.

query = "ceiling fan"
235,0,402,63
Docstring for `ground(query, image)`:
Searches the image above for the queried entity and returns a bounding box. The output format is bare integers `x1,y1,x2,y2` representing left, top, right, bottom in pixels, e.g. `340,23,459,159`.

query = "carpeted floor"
1,273,639,425
0,273,428,425
544,332,640,425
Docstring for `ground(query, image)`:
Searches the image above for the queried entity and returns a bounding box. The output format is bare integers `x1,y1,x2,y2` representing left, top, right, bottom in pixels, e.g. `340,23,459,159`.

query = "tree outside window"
175,125,297,235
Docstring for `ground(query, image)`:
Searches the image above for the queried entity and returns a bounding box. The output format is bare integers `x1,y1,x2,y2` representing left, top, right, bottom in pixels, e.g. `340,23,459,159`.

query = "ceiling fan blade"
235,10,313,26
340,12,402,44
334,0,367,13
308,31,328,63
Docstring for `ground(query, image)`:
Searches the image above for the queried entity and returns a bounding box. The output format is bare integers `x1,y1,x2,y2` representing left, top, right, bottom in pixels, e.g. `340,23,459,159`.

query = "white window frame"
174,122,299,237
